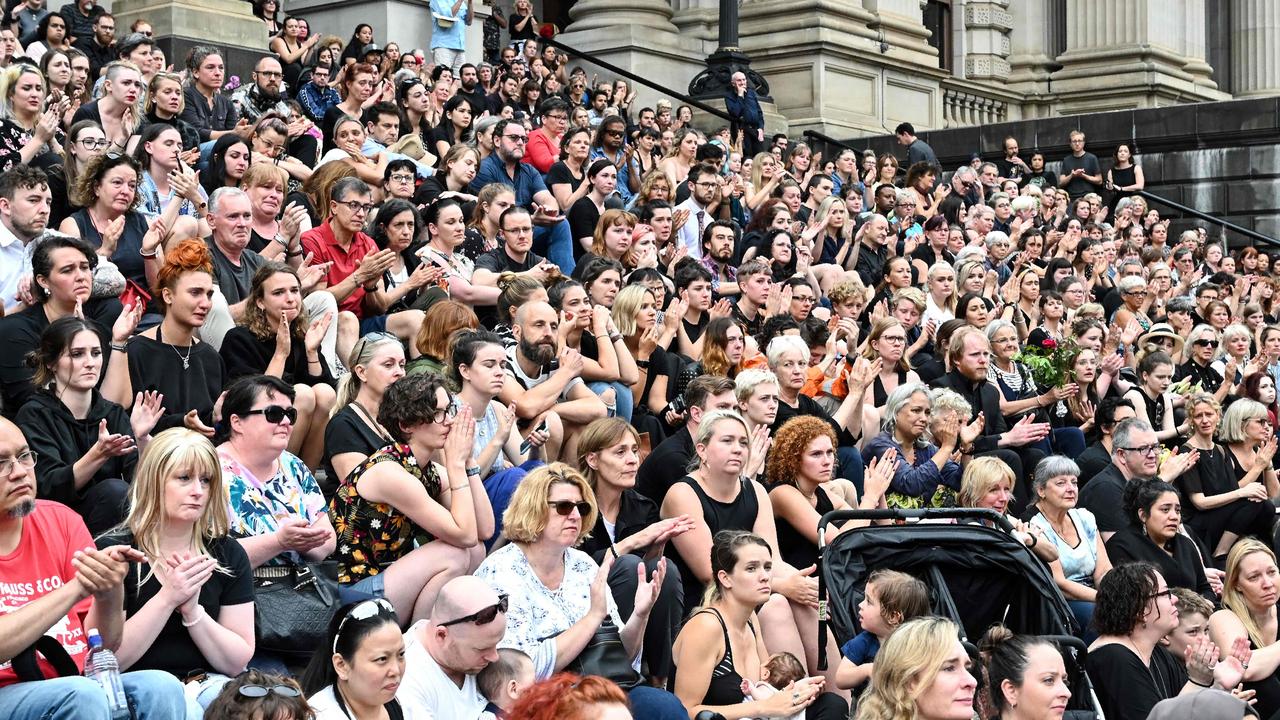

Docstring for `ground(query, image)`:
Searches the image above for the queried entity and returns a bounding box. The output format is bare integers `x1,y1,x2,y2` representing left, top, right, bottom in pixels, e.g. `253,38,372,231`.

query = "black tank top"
872,369,908,408
772,484,833,570
673,608,757,707
667,476,759,613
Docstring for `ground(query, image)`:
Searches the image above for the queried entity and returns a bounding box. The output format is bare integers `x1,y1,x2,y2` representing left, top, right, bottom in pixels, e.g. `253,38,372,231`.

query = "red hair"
153,238,213,297
507,673,629,720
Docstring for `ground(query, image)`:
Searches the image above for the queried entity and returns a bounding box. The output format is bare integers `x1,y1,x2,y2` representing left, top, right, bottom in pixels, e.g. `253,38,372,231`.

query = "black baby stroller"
816,507,1103,719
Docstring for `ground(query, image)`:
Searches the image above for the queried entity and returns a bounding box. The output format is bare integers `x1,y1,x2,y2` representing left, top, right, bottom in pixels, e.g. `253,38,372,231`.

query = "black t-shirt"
1059,152,1101,199
1086,644,1186,720
322,405,391,484
567,197,601,260
96,532,253,677
475,247,543,275
545,161,585,196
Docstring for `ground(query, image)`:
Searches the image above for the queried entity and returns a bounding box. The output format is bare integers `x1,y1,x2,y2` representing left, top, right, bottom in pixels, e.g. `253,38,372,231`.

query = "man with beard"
71,9,112,78
0,167,51,313
455,63,486,115
0,416,188,719
231,56,318,166
699,220,739,296
485,74,520,118
498,300,606,464
674,163,724,260
470,118,576,275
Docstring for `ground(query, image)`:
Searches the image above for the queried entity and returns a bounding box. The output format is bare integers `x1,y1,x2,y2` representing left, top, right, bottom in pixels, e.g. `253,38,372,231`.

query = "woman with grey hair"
1178,324,1232,404
1027,454,1112,640
1211,323,1252,387
1220,397,1279,499
862,382,965,508
1111,273,1153,335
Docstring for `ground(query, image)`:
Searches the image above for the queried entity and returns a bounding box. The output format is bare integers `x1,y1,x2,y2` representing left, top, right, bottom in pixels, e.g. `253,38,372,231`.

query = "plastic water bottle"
83,628,131,720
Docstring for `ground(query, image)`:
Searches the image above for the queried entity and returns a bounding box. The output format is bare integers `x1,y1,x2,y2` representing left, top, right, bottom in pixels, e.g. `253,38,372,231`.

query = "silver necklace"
171,343,192,370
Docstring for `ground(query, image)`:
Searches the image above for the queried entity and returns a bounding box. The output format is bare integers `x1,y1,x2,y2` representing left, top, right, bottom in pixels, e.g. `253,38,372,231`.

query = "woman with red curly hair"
103,238,225,436
508,673,632,720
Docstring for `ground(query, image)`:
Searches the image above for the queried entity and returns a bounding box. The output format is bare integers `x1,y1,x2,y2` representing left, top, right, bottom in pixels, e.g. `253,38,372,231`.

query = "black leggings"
610,553,684,679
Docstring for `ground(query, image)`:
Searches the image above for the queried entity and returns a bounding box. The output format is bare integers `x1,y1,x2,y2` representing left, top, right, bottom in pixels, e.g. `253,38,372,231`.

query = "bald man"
399,576,506,718
0,418,185,719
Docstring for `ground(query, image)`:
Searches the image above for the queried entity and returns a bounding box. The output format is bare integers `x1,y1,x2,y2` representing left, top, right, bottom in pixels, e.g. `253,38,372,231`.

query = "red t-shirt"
0,500,94,687
301,222,378,317
524,128,561,175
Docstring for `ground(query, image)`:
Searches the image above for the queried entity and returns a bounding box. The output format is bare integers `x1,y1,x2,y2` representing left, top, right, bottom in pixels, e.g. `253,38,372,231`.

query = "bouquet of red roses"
1013,336,1080,388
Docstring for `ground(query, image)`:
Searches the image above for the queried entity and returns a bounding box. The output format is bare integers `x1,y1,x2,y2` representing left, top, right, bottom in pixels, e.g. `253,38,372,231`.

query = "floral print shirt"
221,449,327,566
0,118,63,173
328,443,443,583
473,543,627,680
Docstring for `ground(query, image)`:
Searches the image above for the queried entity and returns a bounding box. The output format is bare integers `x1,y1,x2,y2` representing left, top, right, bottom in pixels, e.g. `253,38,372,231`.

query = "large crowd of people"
0,1,1277,719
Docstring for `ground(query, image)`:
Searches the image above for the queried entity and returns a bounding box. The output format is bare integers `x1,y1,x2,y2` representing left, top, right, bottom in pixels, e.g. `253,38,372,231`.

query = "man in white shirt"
399,576,507,720
673,162,723,260
0,166,51,313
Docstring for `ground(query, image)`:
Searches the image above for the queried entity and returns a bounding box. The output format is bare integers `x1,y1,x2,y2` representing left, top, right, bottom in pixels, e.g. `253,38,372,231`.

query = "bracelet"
274,234,290,247
636,359,650,369
181,606,206,627
465,466,481,478
110,342,128,353
1028,533,1038,548
449,484,470,491
608,333,623,344
139,247,159,259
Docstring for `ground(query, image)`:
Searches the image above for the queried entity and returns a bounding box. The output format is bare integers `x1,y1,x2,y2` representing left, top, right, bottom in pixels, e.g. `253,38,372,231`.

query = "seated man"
358,102,434,180
0,416,186,720
635,375,738,505
497,301,607,466
301,177,425,363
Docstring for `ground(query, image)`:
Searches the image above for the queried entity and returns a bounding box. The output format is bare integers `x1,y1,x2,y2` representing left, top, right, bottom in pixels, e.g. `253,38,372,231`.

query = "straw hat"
1138,322,1185,357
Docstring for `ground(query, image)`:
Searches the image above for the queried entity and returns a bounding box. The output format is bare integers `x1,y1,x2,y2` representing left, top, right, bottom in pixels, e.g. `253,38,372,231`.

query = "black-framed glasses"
241,405,298,425
1146,588,1175,602
439,594,509,627
336,200,375,215
1193,339,1218,348
502,134,528,143
389,173,415,183
1119,444,1160,458
0,450,36,475
80,138,110,149
239,684,301,699
549,500,592,517
423,404,459,425
255,70,283,79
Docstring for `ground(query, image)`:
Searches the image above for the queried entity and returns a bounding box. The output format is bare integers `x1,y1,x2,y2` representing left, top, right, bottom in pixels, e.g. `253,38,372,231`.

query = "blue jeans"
484,459,543,548
588,380,634,422
626,684,686,720
533,219,575,276
838,445,865,497
1068,599,1097,644
0,669,185,720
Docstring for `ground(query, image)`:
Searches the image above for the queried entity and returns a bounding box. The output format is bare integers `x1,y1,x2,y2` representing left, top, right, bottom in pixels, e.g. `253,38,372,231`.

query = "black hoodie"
15,390,136,504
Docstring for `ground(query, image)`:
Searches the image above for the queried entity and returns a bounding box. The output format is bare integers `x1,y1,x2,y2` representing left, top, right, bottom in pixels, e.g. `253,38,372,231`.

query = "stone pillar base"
112,0,269,78
1051,46,1229,113
554,23,706,118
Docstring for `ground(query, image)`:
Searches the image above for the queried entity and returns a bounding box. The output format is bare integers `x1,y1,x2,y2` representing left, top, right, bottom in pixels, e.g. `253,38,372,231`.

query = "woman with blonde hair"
464,182,517,260
957,457,1056,562
321,332,404,486
659,126,700,190
611,283,678,430
744,151,783,211
0,64,61,171
98,428,255,716
855,616,976,720
1209,539,1280,715
145,71,200,151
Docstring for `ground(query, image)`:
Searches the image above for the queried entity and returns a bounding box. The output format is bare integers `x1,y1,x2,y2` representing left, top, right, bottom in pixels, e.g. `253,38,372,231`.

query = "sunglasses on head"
439,594,509,627
238,684,301,699
549,500,591,517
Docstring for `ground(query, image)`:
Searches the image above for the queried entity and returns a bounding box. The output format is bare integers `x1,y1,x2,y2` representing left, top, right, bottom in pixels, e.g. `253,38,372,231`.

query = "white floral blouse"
473,543,630,680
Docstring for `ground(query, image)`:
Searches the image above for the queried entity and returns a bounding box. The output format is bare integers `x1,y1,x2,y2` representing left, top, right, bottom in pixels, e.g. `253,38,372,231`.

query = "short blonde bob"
502,462,598,545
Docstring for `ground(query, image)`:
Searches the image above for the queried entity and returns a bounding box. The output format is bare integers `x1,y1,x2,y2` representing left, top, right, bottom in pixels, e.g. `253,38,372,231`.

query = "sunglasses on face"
438,594,509,627
549,500,592,517
242,405,297,424
1193,339,1218,348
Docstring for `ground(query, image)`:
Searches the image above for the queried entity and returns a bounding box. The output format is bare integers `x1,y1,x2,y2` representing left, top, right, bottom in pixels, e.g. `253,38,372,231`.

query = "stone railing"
941,81,1010,129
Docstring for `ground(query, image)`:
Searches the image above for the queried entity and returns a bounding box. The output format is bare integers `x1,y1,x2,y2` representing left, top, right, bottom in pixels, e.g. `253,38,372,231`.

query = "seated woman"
327,373,492,623
248,115,314,184
0,233,123,414
1220,397,1280,501
145,72,202,152
218,374,335,572
986,319,1085,458
369,199,440,314
1027,456,1112,640
203,669,312,720
1089,562,1243,720
1177,324,1230,404
955,457,1056,563
200,134,252,197
17,316,162,534
417,197,500,310
661,410,824,684
855,616,977,720
1124,351,1181,447
101,239,225,437
474,463,688,719
577,417,690,686
219,262,336,470
98,428,255,716
1179,393,1275,561
132,123,210,239
981,629,1071,720
863,383,963,509
1209,539,1280,718
406,300,478,379
573,209,637,279
301,599,407,719
46,119,106,227
548,278,635,421
671,529,845,720
321,332,404,486
1105,478,1212,599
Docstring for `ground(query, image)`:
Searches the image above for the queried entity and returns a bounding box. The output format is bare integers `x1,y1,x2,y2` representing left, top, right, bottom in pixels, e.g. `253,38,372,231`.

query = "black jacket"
929,370,1008,453
0,302,117,418
16,390,136,504
581,490,661,564
636,427,693,506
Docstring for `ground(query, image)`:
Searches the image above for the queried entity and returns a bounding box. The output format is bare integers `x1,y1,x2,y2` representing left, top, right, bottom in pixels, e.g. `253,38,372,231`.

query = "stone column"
1051,0,1226,113
112,0,268,76
1180,0,1216,88
1231,0,1280,97
962,0,1012,81
563,0,678,33
861,0,938,68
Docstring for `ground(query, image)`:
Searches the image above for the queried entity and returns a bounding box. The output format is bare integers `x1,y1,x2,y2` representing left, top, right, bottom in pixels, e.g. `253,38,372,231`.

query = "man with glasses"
525,97,569,174
590,115,634,204
400,575,508,717
852,214,891,288
1079,417,1199,541
472,206,555,291
674,163,724,260
950,165,981,207
471,118,577,274
0,416,188,720
232,56,318,166
301,177,396,320
73,10,113,80
297,62,339,124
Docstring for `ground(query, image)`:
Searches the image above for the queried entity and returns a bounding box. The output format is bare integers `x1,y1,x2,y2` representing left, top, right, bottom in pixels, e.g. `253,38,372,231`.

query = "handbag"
252,562,342,659
557,616,642,690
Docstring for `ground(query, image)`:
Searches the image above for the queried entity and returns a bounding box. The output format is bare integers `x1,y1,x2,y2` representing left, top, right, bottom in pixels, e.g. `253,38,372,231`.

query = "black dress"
1177,443,1274,553
1086,643,1186,720
770,484,833,571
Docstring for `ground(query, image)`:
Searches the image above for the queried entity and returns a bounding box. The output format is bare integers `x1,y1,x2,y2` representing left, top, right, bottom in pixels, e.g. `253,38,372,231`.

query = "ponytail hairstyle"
448,329,506,389
497,273,548,325
301,599,400,695
701,529,772,608
980,625,1063,714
